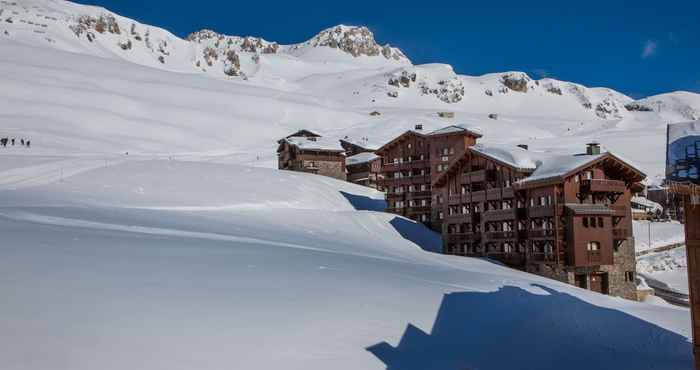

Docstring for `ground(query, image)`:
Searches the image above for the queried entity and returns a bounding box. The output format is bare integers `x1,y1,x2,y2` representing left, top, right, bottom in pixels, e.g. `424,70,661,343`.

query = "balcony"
485,231,516,240
580,179,627,194
528,206,554,218
406,190,431,198
448,195,464,205
528,229,555,239
483,209,516,221
462,170,486,183
528,253,556,263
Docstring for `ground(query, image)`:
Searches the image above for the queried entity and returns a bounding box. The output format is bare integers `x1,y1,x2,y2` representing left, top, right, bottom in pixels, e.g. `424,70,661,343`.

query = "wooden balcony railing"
483,209,516,221
485,231,516,240
528,229,555,238
580,179,626,194
528,206,554,218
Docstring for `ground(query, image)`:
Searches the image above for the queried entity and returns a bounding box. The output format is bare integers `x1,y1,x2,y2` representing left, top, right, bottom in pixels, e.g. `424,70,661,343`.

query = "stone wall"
308,160,346,181
601,236,638,300
525,263,572,285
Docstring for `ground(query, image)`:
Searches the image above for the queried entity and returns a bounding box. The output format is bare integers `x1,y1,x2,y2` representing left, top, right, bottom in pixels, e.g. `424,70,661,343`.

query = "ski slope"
0,158,693,370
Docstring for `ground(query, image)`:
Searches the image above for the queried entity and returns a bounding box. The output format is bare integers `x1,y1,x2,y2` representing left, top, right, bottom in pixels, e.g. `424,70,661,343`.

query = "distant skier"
0,138,6,147
11,138,15,146
26,140,30,148
20,139,24,146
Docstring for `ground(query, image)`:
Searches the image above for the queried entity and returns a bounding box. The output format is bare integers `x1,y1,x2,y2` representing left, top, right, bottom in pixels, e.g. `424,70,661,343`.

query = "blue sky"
77,0,699,98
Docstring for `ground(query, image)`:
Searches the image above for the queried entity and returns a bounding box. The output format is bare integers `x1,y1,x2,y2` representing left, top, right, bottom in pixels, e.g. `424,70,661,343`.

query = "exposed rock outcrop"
501,73,530,93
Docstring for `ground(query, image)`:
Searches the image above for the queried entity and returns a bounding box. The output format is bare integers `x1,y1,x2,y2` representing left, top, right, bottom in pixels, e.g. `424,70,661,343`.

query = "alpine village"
278,124,649,300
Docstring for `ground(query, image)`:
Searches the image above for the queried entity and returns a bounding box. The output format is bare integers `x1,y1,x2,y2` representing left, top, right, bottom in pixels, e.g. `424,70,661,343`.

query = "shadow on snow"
340,191,441,253
340,190,386,212
367,284,692,370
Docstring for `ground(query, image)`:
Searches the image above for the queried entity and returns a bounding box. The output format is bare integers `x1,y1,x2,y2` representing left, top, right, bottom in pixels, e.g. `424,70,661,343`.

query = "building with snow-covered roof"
277,131,346,181
345,152,381,188
375,124,482,230
432,141,646,300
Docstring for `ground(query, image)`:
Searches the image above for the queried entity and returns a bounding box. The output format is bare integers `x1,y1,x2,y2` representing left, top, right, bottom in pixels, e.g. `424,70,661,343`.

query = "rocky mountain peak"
295,25,408,61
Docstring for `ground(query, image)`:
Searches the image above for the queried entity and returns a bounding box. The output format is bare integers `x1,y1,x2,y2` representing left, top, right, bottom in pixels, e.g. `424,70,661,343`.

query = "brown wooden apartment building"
375,124,482,230
432,142,645,299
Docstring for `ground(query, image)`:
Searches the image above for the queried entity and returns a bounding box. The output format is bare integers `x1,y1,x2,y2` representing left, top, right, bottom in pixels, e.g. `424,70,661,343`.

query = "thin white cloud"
641,40,658,59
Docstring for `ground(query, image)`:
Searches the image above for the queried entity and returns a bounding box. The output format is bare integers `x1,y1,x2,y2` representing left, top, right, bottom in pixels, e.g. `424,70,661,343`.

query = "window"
597,217,603,227
587,241,601,251
530,198,535,207
449,147,455,154
442,148,449,155
585,171,593,180
441,156,449,162
407,143,412,149
421,199,428,207
625,271,635,282
547,195,552,205
438,211,444,220
504,243,514,253
393,158,398,164
583,217,589,227
539,196,546,206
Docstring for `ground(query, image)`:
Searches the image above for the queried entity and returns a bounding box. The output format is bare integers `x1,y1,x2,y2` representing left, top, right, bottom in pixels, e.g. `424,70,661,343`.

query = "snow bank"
0,159,693,370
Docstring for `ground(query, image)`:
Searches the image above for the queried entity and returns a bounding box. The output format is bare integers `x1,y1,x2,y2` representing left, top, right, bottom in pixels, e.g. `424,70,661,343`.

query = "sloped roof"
470,144,540,171
340,137,381,151
434,144,646,188
286,129,321,139
519,154,606,184
283,136,344,152
428,124,483,138
375,130,427,155
346,152,379,165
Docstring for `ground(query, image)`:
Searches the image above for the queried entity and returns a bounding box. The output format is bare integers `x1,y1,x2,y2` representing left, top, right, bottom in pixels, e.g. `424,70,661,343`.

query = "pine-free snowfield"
0,158,692,370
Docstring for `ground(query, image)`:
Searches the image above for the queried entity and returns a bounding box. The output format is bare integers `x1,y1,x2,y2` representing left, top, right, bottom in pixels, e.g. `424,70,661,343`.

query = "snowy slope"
0,157,693,370
1,0,700,183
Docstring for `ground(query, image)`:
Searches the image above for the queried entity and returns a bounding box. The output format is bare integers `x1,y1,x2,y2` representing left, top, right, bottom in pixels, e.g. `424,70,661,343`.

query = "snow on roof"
470,144,539,171
518,154,606,185
346,152,379,165
632,196,663,213
340,137,380,151
284,136,344,152
428,124,483,137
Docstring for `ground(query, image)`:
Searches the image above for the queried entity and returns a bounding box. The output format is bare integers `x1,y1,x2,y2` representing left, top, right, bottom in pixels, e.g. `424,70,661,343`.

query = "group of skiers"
0,137,30,148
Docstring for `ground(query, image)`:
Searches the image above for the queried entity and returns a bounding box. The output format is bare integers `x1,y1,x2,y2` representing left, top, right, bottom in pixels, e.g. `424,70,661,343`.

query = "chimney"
415,124,423,131
586,142,601,155
517,144,528,150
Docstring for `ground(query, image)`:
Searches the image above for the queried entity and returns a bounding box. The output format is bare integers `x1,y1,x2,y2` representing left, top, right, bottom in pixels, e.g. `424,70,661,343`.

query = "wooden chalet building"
346,152,381,188
375,124,482,229
341,137,382,188
432,142,645,299
277,130,346,181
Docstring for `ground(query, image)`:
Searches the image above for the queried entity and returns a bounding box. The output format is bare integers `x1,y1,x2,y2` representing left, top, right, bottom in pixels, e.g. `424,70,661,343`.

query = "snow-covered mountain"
0,2,695,368
1,0,699,179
